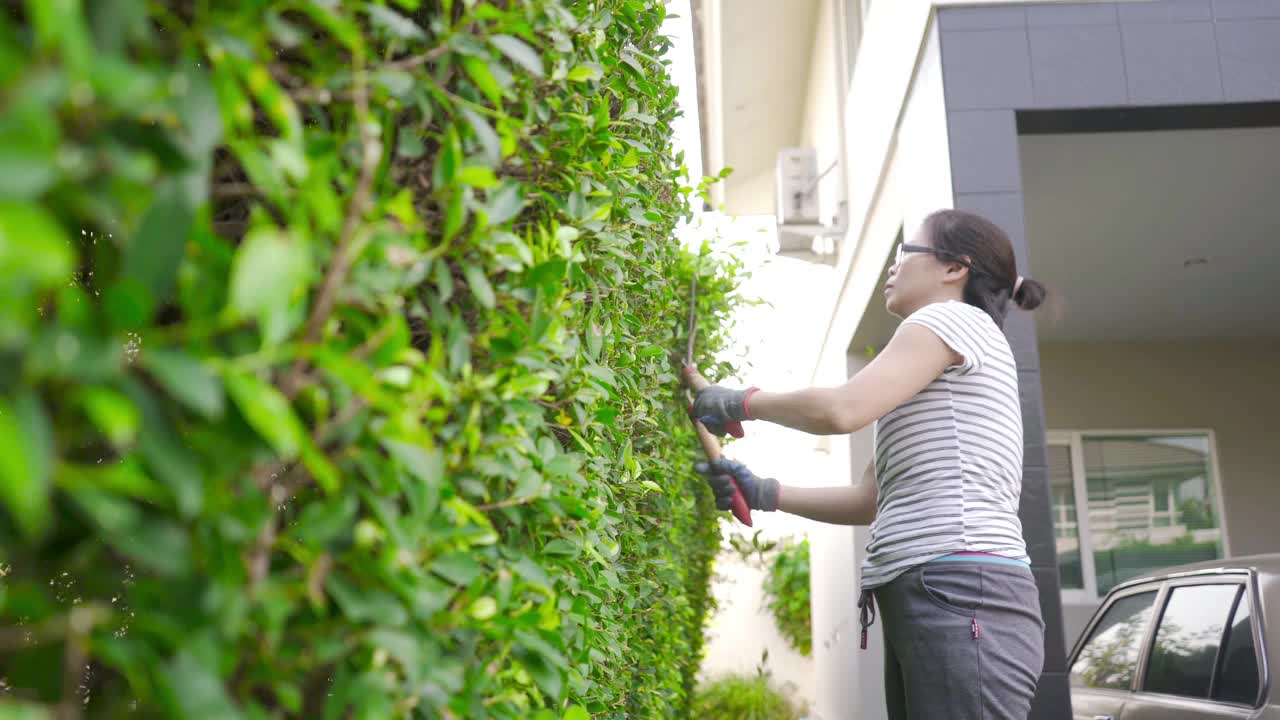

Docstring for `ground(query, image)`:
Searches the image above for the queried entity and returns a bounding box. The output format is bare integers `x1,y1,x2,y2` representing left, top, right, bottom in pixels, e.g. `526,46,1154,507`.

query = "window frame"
1067,581,1165,697
1128,571,1268,710
1046,429,1232,603
1139,578,1245,702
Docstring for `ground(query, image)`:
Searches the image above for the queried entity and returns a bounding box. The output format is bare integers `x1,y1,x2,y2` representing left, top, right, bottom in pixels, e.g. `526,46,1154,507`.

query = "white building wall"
801,0,844,240
896,20,954,235
807,348,865,720
806,11,965,719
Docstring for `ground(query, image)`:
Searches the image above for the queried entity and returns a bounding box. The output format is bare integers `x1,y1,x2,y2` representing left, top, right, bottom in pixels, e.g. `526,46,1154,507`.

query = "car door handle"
1093,716,1113,720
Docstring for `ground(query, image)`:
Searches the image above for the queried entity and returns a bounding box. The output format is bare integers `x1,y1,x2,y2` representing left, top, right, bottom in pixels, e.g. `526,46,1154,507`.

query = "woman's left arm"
747,323,962,435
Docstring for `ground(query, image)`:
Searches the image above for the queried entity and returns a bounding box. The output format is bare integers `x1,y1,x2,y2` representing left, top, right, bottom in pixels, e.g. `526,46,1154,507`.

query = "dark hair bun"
1013,277,1047,311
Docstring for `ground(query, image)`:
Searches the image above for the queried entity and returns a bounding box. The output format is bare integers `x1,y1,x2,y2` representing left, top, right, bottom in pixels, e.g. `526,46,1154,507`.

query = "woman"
692,209,1048,720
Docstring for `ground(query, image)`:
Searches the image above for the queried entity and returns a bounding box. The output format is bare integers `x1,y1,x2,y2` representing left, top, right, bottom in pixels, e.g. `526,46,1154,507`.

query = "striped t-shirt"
860,301,1030,591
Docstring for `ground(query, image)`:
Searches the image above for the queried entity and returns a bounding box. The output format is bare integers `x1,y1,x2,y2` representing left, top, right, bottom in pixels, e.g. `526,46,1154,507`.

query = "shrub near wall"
0,1,742,718
763,539,812,657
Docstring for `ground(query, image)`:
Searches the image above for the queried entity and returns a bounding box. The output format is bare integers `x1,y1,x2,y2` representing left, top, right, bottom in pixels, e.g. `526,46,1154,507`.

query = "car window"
1213,589,1259,705
1071,590,1158,691
1144,584,1240,699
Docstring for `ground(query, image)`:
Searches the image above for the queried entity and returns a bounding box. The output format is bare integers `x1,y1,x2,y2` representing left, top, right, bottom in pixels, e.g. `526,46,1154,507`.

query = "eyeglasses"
894,242,972,269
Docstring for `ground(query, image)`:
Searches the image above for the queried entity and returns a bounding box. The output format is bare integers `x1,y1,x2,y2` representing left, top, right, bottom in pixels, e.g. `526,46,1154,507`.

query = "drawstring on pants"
857,589,876,650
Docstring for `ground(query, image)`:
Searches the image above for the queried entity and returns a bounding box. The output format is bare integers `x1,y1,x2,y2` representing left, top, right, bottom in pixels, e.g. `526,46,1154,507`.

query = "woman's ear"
944,257,972,283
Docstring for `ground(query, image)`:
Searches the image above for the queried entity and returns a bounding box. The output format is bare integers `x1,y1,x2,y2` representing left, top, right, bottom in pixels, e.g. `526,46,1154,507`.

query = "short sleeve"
902,302,988,375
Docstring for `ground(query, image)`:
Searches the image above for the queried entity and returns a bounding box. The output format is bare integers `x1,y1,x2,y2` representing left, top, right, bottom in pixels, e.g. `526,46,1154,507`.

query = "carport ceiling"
1020,126,1280,343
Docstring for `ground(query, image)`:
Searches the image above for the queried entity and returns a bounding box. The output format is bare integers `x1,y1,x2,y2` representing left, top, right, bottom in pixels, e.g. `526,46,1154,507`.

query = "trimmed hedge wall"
0,1,742,718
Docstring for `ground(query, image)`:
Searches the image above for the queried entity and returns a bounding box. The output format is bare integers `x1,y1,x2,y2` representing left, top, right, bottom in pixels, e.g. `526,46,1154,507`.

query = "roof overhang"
694,0,821,216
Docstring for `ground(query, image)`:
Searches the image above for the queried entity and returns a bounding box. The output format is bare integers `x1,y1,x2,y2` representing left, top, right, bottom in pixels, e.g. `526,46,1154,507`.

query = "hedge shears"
682,274,753,527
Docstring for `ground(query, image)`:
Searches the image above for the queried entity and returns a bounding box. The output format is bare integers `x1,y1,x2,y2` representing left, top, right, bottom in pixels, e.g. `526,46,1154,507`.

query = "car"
1067,552,1279,719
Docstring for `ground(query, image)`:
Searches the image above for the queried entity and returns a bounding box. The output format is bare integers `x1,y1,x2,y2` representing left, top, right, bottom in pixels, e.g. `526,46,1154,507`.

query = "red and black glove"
690,385,759,438
694,459,780,512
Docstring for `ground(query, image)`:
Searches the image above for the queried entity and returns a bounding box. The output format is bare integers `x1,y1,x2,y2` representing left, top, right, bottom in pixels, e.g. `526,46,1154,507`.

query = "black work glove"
694,459,780,512
691,385,759,437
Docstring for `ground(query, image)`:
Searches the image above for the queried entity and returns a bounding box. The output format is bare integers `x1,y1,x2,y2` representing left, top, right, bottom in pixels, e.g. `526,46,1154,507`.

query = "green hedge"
0,1,742,718
763,539,811,657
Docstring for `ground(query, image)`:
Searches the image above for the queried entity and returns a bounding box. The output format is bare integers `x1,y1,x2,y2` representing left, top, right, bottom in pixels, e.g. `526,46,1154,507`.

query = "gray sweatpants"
871,562,1045,720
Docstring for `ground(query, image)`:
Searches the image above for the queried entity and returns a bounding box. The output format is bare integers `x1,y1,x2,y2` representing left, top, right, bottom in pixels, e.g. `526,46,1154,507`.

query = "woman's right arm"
777,460,877,526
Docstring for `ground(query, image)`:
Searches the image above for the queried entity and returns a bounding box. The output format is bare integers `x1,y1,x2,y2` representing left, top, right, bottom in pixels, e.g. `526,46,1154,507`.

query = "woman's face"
884,226,950,318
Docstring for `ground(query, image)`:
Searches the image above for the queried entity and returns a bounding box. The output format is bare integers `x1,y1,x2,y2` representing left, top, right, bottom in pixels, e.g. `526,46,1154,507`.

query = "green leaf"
122,179,194,304
515,632,565,700
55,457,165,503
112,518,192,577
104,278,155,331
299,442,340,494
457,166,498,189
326,575,408,625
367,629,423,677
227,227,310,343
442,191,465,242
555,226,580,245
563,706,590,720
365,5,424,40
396,125,425,159
462,263,496,309
175,59,224,154
79,387,140,446
224,370,304,458
491,35,544,77
381,439,443,485
373,69,413,98
460,107,501,167
567,63,603,82
0,104,59,200
0,202,72,287
292,494,358,546
0,392,52,538
430,552,482,586
461,56,503,107
162,651,242,720
526,259,567,299
434,126,461,186
487,185,525,225
123,379,205,517
542,539,578,558
142,350,225,420
469,596,497,621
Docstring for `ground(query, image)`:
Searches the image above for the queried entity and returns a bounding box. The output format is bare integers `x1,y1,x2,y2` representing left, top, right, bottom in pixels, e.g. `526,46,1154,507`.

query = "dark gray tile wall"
941,30,1035,108
1118,0,1213,22
937,4,1280,717
1033,565,1071,671
1030,672,1073,716
1121,21,1224,104
1029,24,1128,106
938,1,1280,109
1027,3,1120,24
938,6,1028,30
947,111,1023,191
1213,0,1280,18
1217,19,1280,100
